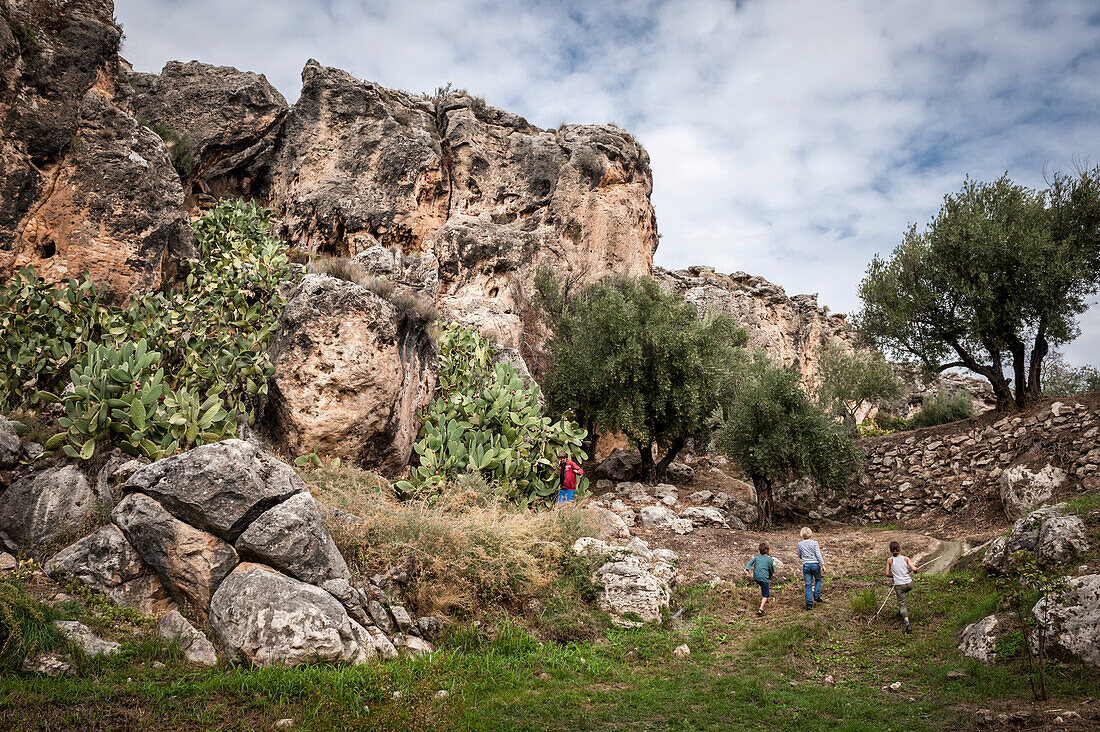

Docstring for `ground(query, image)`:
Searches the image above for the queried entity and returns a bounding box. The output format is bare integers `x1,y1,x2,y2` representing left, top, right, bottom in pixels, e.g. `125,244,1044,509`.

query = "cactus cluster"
399,323,588,503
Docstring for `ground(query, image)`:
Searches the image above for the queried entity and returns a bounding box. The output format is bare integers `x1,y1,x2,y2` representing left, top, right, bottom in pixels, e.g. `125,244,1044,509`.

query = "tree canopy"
856,168,1100,410
812,340,906,436
1041,351,1100,398
541,274,747,480
718,352,863,526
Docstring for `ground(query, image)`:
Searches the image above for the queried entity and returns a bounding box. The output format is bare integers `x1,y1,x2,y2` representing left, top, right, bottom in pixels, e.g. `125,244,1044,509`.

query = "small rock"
152,661,166,669
54,620,120,657
392,691,403,699
275,720,296,729
158,609,218,666
823,675,835,686
946,669,967,679
889,681,902,692
672,644,691,658
434,690,449,700
0,552,16,572
670,519,694,535
389,604,414,633
25,652,72,677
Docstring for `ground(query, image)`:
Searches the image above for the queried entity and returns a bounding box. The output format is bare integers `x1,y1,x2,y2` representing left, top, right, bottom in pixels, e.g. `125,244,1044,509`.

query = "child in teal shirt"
744,542,775,616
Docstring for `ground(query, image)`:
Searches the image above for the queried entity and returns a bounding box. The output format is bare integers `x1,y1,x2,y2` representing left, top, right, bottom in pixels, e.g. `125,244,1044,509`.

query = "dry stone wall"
846,398,1100,524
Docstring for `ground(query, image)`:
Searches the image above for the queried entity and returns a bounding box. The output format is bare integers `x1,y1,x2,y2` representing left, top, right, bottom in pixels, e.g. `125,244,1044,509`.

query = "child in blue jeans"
797,527,826,609
744,542,775,616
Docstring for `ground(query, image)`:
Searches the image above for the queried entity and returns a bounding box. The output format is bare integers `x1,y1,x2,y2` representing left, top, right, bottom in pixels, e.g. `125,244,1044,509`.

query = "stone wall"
845,397,1100,524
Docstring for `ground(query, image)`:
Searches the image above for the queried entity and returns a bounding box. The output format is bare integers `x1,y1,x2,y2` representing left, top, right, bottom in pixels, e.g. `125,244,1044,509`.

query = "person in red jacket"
557,449,584,503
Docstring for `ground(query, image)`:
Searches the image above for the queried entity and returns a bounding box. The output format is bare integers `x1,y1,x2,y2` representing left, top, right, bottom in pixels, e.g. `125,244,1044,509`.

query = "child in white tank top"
887,541,919,634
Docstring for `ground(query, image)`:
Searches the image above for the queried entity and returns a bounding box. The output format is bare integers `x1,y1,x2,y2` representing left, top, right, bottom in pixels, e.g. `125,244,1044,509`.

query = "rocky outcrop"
0,465,96,552
982,503,1089,573
210,562,372,666
848,399,1099,524
1000,464,1066,520
655,266,854,380
264,61,656,358
129,60,288,205
0,415,24,469
46,524,174,615
235,491,348,586
573,537,676,625
1032,574,1100,668
0,0,192,299
265,274,437,472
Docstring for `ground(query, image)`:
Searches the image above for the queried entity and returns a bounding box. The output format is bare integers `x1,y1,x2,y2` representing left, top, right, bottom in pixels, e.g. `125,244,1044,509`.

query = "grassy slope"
4,496,1098,731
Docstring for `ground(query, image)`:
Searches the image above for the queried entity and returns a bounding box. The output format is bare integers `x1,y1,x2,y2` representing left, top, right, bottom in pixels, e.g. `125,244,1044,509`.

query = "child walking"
744,542,775,616
887,540,918,634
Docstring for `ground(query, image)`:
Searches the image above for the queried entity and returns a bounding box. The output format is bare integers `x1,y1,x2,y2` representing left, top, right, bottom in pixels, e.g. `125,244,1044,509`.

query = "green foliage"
0,580,63,673
8,21,40,57
848,588,879,615
857,169,1100,411
0,199,291,460
997,551,1071,700
812,340,905,436
909,390,974,429
1041,351,1100,397
139,118,195,178
541,274,747,478
717,352,863,525
400,323,587,502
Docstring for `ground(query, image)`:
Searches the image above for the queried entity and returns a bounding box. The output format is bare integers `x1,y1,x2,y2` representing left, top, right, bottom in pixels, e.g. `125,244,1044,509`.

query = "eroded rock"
235,491,348,585
158,609,218,666
1000,465,1065,520
959,615,998,663
1031,574,1100,668
0,465,96,552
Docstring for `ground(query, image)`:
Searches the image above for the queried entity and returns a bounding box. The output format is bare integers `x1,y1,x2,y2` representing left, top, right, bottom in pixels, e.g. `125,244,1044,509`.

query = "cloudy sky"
115,0,1100,363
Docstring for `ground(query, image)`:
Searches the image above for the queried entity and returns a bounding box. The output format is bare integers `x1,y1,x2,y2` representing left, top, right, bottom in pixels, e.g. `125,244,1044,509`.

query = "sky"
115,0,1100,364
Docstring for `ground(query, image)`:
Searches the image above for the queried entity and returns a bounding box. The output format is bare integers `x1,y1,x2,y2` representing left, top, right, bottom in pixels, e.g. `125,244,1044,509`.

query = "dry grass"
303,464,596,617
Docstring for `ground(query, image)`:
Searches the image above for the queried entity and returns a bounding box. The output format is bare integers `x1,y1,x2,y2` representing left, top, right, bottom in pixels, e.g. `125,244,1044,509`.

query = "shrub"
307,464,596,616
390,290,437,326
849,588,879,615
310,256,367,285
910,390,974,429
0,580,63,672
139,119,195,178
400,323,587,503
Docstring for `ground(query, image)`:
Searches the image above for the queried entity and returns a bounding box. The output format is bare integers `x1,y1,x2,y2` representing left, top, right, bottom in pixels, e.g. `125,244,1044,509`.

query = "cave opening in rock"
41,239,56,258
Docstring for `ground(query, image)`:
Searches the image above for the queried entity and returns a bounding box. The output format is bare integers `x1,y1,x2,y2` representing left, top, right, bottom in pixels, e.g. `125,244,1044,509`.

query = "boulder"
235,491,348,585
1005,504,1065,555
678,507,728,528
651,484,678,504
93,453,147,504
129,60,288,200
687,490,713,504
158,609,218,666
1000,465,1066,520
712,494,760,525
0,465,96,552
637,505,678,529
46,525,175,615
958,615,998,663
112,493,239,617
367,600,397,635
392,633,434,656
123,440,304,541
1036,515,1089,567
0,0,193,298
665,462,694,482
1031,574,1100,668
54,620,120,656
582,504,631,540
595,449,641,482
209,562,371,666
982,536,1009,575
593,560,671,624
265,274,437,473
0,415,23,469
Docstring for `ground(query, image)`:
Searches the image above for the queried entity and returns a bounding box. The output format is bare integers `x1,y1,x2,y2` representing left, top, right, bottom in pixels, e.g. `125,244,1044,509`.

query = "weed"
390,290,437,325
0,580,63,672
849,587,879,615
8,21,39,57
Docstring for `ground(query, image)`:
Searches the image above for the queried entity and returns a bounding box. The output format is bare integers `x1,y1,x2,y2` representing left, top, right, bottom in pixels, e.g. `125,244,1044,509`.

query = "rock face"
655,266,854,380
0,0,192,299
0,415,23,469
0,465,96,552
958,615,998,663
265,274,437,471
982,503,1089,573
235,491,348,585
210,562,371,666
129,60,288,204
1031,574,1100,668
264,60,656,360
46,525,175,615
1000,464,1066,520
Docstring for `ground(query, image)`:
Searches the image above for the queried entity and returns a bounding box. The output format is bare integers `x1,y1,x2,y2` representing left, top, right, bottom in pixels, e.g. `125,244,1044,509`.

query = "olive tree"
541,274,746,481
718,352,863,526
856,168,1100,410
812,340,906,437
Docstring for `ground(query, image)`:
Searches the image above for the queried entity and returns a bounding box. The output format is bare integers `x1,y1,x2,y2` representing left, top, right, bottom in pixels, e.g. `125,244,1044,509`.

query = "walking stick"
868,559,930,625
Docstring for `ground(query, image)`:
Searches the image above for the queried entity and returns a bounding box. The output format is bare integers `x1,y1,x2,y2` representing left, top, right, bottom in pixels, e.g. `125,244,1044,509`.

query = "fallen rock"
670,519,694,535
123,439,304,541
686,490,713,504
595,449,641,482
54,620,120,657
24,652,72,677
712,493,760,525
46,525,175,615
678,506,728,528
637,505,678,529
1031,574,1100,668
413,616,449,641
1000,464,1066,520
981,536,1009,575
210,562,371,666
0,465,96,553
0,415,23,469
665,462,694,483
158,609,218,666
672,644,690,658
393,633,434,656
594,560,671,624
959,615,998,663
112,493,239,617
265,274,437,472
235,491,348,585
1036,515,1090,567
582,504,631,540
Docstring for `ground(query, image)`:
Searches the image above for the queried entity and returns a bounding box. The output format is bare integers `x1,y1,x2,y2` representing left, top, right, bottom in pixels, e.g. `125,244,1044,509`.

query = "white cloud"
115,0,1100,363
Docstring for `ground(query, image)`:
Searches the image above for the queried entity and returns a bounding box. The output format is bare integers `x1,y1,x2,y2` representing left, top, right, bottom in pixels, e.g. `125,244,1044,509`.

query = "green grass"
4,566,1098,731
